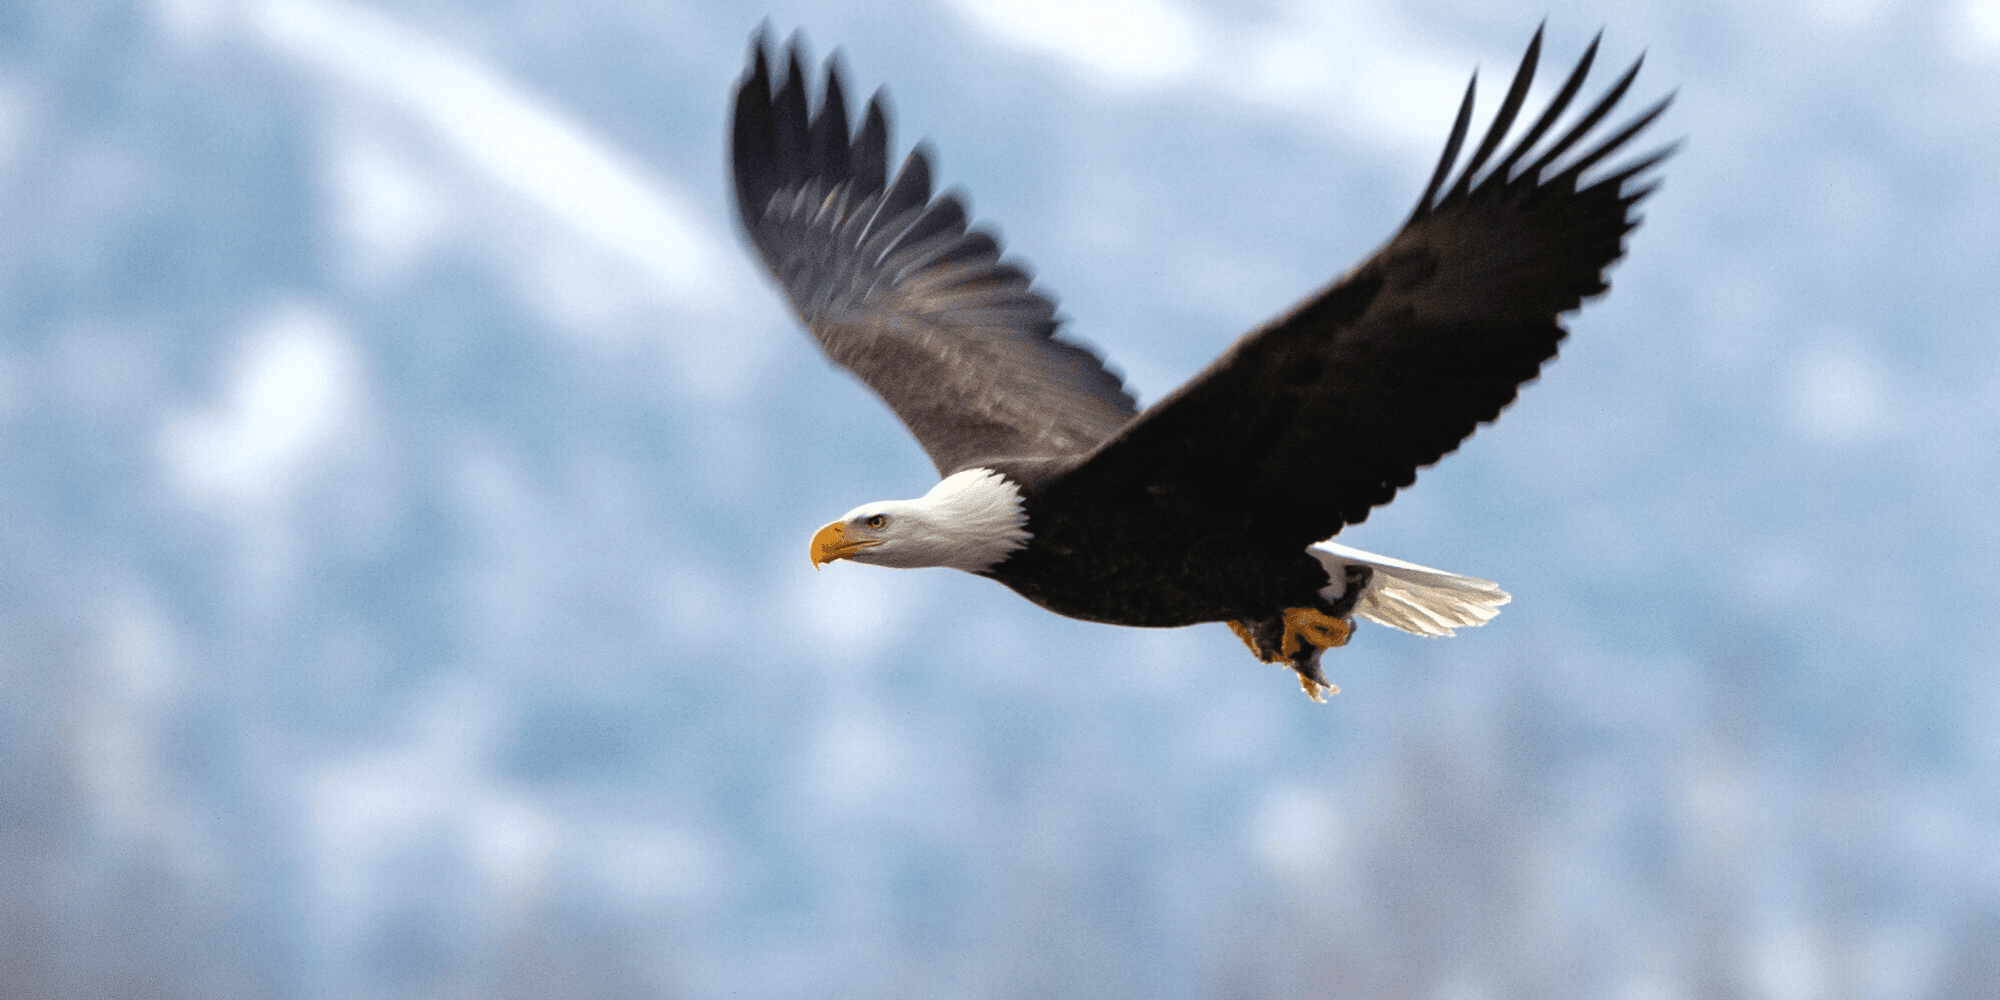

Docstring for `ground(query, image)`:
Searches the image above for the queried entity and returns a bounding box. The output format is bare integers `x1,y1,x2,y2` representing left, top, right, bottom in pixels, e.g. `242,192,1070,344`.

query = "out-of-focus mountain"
3,1,1998,997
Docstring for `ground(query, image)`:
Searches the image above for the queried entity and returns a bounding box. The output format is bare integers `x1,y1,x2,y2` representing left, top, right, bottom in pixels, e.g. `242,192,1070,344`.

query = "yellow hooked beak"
810,521,880,568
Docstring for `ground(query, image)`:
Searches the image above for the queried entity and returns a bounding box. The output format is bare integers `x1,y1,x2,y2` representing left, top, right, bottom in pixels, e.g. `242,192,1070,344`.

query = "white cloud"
0,77,35,175
792,558,936,677
326,122,451,289
1611,973,1683,1000
592,823,726,907
307,680,553,925
951,0,1205,85
250,0,788,401
250,0,732,312
1752,926,1829,1000
1229,1,1473,158
1966,0,2000,49
802,709,908,813
310,675,727,931
1682,759,1751,865
1797,0,1891,32
1783,340,1897,447
465,795,561,912
153,0,234,47
1248,783,1341,877
159,303,364,509
1736,540,1824,609
77,592,190,847
952,0,1477,160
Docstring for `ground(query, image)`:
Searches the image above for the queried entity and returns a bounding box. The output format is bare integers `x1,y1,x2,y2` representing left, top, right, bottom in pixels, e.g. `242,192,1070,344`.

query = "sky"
2,1,2000,998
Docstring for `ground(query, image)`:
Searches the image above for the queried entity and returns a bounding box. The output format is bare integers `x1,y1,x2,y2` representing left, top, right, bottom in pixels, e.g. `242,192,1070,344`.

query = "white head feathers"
834,468,1031,572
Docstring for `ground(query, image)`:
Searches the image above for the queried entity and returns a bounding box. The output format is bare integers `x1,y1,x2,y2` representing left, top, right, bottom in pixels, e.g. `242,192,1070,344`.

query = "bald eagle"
731,27,1672,699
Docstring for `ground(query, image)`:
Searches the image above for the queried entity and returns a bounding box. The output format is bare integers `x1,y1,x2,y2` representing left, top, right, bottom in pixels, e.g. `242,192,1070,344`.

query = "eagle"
730,27,1672,699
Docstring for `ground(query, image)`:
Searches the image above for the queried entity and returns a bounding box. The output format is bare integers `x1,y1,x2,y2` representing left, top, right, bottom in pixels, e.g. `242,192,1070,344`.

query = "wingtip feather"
852,92,892,195
1448,26,1542,201
1524,52,1643,180
1412,72,1478,222
1488,32,1599,187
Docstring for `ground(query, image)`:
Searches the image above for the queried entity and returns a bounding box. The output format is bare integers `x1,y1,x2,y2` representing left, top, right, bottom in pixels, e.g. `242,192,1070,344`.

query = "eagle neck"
921,468,1032,572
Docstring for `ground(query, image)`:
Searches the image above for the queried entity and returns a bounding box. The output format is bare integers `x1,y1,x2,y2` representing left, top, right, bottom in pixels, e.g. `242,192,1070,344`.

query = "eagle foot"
1297,673,1339,703
1227,612,1349,702
1280,606,1353,659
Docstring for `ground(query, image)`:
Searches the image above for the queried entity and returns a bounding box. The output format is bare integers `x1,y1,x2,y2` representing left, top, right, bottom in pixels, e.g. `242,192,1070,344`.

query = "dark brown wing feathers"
731,33,1138,476
1062,27,1673,544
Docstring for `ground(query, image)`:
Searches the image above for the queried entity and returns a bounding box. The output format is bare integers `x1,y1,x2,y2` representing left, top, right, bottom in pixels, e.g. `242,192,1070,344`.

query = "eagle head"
809,468,1031,573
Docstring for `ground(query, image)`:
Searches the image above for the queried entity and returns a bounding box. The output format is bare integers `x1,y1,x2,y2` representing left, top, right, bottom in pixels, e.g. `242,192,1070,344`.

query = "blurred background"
3,0,1998,997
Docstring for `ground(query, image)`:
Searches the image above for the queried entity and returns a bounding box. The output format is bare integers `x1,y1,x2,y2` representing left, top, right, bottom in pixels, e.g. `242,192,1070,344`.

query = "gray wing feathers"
733,34,1138,475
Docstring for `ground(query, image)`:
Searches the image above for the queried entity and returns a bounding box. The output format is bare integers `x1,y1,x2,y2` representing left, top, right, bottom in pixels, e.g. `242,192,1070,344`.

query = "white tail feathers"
1310,542,1511,637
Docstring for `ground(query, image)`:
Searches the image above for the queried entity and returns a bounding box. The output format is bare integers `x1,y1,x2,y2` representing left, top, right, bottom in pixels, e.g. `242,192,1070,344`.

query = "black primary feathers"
1054,27,1677,550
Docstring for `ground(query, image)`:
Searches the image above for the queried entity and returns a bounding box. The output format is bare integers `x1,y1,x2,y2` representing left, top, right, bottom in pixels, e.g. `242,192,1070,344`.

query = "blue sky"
3,1,1999,997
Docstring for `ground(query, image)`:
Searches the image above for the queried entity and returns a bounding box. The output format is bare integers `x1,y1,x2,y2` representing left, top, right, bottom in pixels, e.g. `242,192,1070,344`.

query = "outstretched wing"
1055,28,1674,548
731,34,1138,477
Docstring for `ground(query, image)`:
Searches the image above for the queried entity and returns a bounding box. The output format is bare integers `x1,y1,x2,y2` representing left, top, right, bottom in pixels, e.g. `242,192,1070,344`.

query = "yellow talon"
1279,606,1353,659
1297,675,1341,702
1231,611,1352,700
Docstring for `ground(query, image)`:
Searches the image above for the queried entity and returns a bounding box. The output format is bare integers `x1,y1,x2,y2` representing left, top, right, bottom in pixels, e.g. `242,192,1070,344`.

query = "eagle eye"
866,514,888,530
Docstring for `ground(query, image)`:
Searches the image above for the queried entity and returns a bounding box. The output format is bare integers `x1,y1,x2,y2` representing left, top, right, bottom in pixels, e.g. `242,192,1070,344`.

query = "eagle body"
734,27,1673,697
973,456,1342,629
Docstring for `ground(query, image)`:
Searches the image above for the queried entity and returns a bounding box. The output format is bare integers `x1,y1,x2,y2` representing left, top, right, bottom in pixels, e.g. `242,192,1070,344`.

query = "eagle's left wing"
1053,29,1674,548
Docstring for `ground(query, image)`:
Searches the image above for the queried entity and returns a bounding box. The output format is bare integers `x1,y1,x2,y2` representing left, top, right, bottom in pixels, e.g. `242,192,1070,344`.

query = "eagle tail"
1310,542,1511,637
